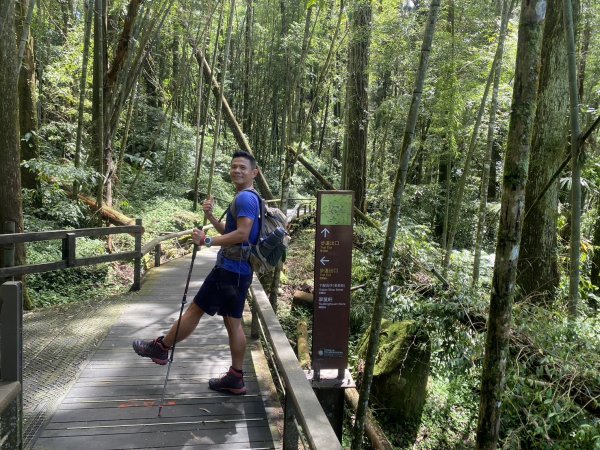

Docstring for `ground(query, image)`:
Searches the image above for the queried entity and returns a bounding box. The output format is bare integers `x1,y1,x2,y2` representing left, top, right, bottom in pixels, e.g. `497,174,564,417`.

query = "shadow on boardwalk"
24,248,282,449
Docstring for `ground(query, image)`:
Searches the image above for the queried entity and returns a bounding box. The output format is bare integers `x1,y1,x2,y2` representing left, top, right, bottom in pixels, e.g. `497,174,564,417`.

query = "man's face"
230,157,258,188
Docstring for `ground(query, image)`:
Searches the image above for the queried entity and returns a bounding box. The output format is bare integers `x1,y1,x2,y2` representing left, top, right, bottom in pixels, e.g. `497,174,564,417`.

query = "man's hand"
202,196,215,217
192,228,206,246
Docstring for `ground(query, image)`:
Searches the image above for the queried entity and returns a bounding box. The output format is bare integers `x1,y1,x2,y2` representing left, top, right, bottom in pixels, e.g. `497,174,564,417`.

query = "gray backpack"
221,188,289,273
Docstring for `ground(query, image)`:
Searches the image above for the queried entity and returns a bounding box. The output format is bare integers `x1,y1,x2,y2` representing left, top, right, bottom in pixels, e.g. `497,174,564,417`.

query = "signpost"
310,191,354,438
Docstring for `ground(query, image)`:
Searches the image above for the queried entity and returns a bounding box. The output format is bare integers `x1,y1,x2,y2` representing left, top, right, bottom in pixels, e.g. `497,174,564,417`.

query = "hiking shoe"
209,366,247,395
132,336,170,365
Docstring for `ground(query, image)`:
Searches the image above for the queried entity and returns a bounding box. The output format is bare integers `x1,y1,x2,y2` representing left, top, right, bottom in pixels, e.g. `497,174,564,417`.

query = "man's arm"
209,217,253,247
192,217,253,247
202,197,226,234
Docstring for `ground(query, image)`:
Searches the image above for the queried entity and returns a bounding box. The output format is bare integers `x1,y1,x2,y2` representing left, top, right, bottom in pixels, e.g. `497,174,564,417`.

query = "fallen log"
293,290,314,308
297,320,310,369
345,387,394,450
65,189,135,226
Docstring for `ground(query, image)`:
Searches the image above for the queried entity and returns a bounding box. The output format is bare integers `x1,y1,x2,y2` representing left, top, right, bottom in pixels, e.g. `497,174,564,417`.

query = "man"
132,151,261,395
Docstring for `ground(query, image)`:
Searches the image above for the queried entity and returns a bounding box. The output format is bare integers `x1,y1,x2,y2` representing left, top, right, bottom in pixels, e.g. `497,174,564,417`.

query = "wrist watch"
204,236,213,247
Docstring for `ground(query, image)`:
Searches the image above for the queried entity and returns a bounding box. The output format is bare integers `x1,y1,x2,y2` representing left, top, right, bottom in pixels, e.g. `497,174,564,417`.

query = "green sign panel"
320,193,353,226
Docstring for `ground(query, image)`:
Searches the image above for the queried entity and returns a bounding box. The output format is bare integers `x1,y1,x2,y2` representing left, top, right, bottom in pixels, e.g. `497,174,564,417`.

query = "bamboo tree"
16,0,35,75
438,0,456,256
564,0,581,318
242,0,254,133
351,1,441,448
443,51,497,270
191,1,222,210
473,0,512,287
93,0,105,211
205,0,235,208
114,78,138,193
73,0,93,196
475,0,546,447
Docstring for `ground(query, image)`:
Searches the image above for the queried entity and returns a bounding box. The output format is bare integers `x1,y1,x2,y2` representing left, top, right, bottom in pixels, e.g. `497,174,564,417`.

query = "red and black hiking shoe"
132,336,170,365
209,366,247,395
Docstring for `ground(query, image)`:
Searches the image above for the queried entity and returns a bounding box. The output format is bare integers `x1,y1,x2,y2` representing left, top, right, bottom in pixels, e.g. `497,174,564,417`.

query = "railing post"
249,290,259,340
132,219,142,291
283,393,299,450
62,233,76,267
0,281,23,449
154,243,161,268
2,221,16,269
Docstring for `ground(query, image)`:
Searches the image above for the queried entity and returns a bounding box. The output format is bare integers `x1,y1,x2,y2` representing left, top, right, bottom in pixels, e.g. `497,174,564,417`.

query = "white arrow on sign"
320,256,330,265
320,228,330,237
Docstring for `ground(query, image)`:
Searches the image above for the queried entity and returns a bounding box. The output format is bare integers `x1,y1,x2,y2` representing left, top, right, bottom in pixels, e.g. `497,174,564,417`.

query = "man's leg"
132,303,205,365
208,315,247,394
163,303,205,347
223,315,246,371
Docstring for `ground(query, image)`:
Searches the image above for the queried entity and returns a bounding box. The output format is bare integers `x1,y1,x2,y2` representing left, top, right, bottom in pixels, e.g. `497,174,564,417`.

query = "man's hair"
232,150,257,169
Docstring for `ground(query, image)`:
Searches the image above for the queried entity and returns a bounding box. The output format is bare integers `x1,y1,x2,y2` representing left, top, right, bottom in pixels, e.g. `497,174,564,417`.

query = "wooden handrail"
0,221,145,290
141,229,193,255
0,225,141,245
249,279,342,450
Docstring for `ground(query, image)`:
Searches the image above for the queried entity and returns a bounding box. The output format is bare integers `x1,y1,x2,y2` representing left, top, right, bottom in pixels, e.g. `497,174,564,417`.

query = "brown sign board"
312,191,354,372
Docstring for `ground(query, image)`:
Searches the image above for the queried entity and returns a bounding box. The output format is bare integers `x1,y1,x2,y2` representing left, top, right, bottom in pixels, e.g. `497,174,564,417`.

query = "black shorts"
193,267,253,319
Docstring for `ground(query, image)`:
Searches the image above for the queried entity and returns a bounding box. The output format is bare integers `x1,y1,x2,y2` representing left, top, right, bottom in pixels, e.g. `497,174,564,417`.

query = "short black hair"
232,150,257,169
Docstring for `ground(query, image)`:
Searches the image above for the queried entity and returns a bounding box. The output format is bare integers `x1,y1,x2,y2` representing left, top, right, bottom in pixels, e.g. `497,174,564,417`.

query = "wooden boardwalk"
32,248,282,449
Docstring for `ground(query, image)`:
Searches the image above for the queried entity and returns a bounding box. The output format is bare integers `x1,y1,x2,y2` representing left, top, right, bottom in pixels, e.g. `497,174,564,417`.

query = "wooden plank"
47,402,268,423
36,423,275,449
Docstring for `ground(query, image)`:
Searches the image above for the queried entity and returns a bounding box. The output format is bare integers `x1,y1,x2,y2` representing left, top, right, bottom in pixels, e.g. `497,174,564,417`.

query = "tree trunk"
351,1,441,448
0,0,30,309
475,1,545,448
17,0,39,193
517,0,570,305
563,0,581,318
344,0,371,213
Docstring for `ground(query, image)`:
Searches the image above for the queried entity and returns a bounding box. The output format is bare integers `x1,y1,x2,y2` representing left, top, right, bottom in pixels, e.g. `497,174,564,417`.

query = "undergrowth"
279,218,600,449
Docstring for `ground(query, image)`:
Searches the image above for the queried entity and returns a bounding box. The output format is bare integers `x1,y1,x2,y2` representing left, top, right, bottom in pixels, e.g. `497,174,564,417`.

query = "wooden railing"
0,220,198,291
249,279,342,450
0,281,23,449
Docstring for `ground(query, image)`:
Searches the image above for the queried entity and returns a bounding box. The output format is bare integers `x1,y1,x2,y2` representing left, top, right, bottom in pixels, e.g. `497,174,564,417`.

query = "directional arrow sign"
314,190,354,373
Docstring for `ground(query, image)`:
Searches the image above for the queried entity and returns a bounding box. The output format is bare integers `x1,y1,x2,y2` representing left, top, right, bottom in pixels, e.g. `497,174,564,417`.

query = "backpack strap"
220,187,263,261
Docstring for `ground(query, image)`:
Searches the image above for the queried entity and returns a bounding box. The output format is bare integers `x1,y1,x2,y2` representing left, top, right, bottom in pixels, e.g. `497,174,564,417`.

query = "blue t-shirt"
217,190,260,275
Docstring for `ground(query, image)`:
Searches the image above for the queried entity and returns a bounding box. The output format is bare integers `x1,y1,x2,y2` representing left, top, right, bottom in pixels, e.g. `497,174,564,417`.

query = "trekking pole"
157,243,199,417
